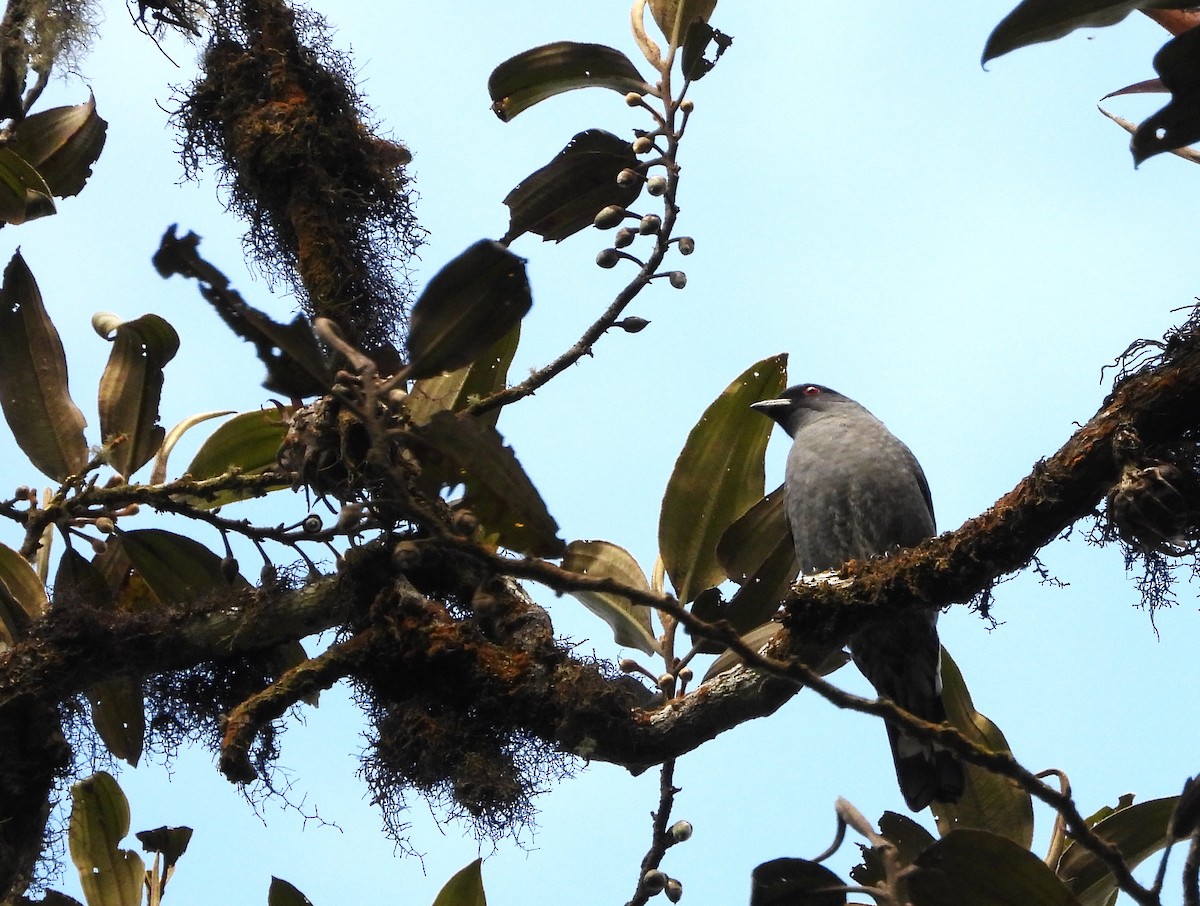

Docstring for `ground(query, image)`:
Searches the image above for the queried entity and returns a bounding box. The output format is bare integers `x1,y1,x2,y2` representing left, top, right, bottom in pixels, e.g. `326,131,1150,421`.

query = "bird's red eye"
802,385,821,396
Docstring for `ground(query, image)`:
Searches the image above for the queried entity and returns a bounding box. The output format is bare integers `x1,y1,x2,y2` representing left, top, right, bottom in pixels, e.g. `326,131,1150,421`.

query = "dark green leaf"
0,251,88,480
86,678,144,767
649,0,718,47
932,649,1034,848
561,540,660,654
983,1,1193,64
659,354,787,603
410,412,564,557
749,857,846,906
138,825,194,901
408,323,520,429
502,129,641,244
68,772,144,906
908,829,1082,906
94,312,179,479
8,94,107,197
152,227,331,398
489,42,651,121
1171,776,1200,840
117,528,248,605
0,147,55,223
1056,796,1177,905
406,241,531,381
851,811,938,888
1133,26,1200,164
432,859,487,906
680,20,733,81
269,877,314,906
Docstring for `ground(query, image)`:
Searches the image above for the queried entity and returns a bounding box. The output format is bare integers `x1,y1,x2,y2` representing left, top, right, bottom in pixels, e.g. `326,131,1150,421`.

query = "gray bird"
751,383,963,811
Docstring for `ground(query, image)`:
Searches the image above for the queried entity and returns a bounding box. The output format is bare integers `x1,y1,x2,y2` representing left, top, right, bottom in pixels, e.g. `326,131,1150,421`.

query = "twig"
625,759,680,906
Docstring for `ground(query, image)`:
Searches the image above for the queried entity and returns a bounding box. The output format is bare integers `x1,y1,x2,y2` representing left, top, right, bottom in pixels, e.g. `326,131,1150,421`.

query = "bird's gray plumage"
752,383,963,811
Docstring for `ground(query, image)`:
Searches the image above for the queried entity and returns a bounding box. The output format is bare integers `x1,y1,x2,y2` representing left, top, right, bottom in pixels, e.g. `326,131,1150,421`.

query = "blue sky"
6,2,1200,904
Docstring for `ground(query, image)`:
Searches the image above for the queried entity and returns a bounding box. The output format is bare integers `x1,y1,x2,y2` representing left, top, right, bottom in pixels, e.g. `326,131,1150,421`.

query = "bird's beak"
750,398,790,415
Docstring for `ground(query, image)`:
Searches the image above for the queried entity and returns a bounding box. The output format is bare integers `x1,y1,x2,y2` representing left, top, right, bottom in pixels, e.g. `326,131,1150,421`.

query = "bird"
751,383,964,811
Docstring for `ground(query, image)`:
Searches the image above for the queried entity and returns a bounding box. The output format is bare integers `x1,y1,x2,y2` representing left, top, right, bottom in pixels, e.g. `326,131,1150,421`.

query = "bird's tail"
851,614,965,811
885,721,965,812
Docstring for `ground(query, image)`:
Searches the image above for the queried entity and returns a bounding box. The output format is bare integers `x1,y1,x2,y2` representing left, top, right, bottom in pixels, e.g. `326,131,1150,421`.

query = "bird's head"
750,383,855,435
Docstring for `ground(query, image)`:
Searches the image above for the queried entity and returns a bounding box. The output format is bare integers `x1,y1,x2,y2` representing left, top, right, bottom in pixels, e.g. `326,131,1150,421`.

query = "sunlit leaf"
117,528,247,605
659,354,787,603
908,829,1082,905
502,129,641,244
1132,26,1200,164
649,0,718,47
432,859,487,906
489,42,651,121
68,772,145,906
410,412,564,558
1056,796,1177,905
408,324,520,429
749,857,846,906
932,649,1034,848
0,539,49,619
561,540,660,655
406,241,531,381
94,312,179,479
983,1,1193,64
151,409,236,484
268,877,314,906
182,408,290,506
8,94,107,197
0,147,55,223
0,251,88,480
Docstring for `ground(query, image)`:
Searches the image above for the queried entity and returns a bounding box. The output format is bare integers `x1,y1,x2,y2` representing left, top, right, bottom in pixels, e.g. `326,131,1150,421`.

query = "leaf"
982,1,1193,64
932,649,1034,849
94,312,179,479
432,859,487,906
406,241,532,381
850,811,938,888
658,354,788,603
1098,106,1200,164
151,409,236,484
1056,797,1177,905
408,323,520,429
0,538,49,619
649,0,718,47
501,129,642,244
410,412,564,558
8,94,107,197
117,528,247,605
689,483,799,651
749,857,846,906
68,772,145,906
908,829,1083,906
0,251,88,480
0,147,55,224
489,42,652,121
86,679,145,767
1132,25,1200,164
561,540,660,655
182,408,290,506
268,877,314,906
136,826,193,901
701,621,850,682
